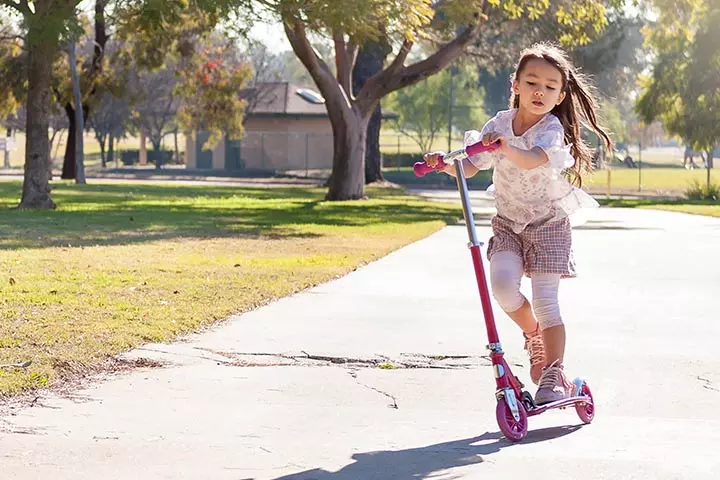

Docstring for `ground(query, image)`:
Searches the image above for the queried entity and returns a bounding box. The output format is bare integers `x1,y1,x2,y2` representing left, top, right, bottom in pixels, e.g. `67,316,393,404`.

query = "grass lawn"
0,181,461,397
597,198,720,217
585,167,719,194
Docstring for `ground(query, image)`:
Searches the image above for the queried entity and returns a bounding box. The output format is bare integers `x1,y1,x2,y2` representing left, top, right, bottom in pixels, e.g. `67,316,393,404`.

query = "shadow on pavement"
274,425,583,480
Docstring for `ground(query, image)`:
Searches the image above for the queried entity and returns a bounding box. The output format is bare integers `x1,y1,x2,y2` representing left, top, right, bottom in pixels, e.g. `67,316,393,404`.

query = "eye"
547,86,557,91
526,81,537,86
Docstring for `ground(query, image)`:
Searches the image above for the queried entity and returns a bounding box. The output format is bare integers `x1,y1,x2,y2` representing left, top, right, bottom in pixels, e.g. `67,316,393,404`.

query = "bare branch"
388,39,414,74
346,37,358,77
283,15,352,115
400,24,481,88
333,30,352,96
353,38,412,115
356,19,482,116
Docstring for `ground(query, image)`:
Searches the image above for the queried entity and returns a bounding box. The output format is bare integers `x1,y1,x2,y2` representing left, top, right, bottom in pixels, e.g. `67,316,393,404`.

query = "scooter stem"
452,159,501,346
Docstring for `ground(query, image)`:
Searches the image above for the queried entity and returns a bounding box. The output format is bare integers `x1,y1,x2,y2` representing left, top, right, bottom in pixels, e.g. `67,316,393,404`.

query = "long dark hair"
510,43,612,186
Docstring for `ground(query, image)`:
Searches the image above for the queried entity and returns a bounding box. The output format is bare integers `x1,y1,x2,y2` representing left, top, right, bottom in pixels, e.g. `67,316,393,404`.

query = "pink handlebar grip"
413,140,501,177
466,139,502,157
413,161,444,177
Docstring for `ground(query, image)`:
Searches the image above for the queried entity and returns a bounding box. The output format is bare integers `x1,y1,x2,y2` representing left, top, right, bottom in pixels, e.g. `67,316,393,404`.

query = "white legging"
489,251,563,330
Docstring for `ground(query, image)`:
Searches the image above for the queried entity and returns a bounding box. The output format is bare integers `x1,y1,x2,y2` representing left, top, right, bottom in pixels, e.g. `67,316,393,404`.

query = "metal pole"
396,135,400,167
447,75,454,153
453,159,480,247
638,138,642,192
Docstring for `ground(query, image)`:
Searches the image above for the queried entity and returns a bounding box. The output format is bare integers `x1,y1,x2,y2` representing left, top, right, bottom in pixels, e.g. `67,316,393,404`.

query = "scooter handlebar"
413,140,501,177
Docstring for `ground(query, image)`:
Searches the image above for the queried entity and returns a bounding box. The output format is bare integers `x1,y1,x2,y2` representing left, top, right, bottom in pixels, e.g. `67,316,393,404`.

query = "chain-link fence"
39,128,717,197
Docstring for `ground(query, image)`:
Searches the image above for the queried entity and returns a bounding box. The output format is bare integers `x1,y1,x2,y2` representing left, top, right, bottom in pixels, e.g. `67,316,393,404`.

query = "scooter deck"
526,395,592,416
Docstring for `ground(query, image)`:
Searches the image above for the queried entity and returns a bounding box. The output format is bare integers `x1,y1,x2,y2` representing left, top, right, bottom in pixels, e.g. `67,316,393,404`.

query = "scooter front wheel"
496,398,528,441
575,382,595,424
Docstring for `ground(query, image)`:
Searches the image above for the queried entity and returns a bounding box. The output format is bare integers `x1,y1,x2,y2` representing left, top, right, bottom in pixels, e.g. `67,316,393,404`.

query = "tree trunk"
326,108,369,200
150,138,163,169
60,0,107,180
68,42,86,184
19,39,56,209
108,134,115,167
283,16,481,200
61,104,77,179
173,130,180,164
48,128,60,179
364,106,383,183
61,104,89,179
352,40,390,184
99,134,107,167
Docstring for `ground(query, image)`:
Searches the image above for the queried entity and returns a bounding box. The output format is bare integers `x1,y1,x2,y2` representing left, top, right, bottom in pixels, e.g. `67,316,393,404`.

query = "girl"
423,43,611,405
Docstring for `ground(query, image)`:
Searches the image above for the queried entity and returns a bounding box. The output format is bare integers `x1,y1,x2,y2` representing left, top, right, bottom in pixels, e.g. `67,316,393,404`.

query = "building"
184,82,397,173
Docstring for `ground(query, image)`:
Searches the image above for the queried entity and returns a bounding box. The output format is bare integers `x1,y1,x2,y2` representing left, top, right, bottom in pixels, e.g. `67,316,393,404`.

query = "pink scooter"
414,141,595,441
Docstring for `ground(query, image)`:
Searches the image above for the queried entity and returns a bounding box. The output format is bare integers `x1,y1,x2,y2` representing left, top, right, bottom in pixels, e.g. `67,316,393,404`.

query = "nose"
534,89,544,97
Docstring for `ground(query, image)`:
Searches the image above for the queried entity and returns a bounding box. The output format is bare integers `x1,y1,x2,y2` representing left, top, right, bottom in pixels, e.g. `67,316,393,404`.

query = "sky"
249,21,291,53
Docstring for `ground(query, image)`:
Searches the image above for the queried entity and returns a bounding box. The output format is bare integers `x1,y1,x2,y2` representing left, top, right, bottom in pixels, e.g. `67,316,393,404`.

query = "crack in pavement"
193,348,494,370
348,370,399,409
698,375,718,392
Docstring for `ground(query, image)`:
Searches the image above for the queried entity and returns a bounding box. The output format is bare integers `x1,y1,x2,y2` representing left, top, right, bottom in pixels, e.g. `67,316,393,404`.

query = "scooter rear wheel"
496,398,528,442
575,382,595,424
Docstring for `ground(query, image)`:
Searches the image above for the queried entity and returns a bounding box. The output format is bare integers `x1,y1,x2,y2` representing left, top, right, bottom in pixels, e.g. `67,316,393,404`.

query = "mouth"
532,100,544,107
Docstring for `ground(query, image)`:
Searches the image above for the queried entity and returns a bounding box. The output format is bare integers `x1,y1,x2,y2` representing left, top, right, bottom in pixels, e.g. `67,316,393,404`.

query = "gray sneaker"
534,361,572,405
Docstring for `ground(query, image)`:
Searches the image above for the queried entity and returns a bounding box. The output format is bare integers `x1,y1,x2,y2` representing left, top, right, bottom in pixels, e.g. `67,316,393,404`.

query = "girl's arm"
503,145,549,170
502,117,574,171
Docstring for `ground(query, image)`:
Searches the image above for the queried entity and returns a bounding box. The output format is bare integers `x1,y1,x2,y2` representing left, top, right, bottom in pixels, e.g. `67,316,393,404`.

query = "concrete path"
1,194,719,480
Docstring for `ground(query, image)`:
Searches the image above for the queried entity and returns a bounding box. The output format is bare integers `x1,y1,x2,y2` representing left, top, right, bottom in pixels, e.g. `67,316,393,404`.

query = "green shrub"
686,180,720,200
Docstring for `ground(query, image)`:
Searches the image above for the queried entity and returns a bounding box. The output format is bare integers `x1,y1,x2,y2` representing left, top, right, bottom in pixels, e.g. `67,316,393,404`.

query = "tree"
385,64,488,152
0,0,246,208
0,23,22,122
266,0,621,200
636,0,720,188
474,5,643,107
570,13,646,101
352,38,391,184
127,65,180,156
0,0,81,209
468,3,645,152
58,0,107,181
88,90,131,167
175,45,253,149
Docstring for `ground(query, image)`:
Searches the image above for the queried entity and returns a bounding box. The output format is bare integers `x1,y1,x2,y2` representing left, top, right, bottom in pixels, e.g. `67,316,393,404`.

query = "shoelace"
524,333,545,367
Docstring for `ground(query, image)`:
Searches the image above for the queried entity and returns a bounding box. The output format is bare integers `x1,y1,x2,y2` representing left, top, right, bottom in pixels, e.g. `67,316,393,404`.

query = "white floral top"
465,109,598,234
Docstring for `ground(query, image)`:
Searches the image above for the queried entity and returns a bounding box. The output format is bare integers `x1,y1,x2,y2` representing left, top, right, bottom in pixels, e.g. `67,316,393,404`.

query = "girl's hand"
423,152,445,168
482,132,509,154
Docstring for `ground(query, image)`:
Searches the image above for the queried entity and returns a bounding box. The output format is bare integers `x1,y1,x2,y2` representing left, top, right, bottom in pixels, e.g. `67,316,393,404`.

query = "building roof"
242,82,398,119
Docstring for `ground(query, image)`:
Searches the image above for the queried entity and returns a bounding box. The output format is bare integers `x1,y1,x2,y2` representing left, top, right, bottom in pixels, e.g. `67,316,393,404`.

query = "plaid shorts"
487,215,576,278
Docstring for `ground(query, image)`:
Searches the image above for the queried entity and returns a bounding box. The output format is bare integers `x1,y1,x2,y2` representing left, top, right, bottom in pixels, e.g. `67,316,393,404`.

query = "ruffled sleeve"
534,116,575,172
464,116,499,170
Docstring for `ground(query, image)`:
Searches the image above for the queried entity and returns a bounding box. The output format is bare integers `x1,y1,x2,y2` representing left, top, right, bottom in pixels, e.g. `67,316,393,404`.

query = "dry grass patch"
0,181,461,396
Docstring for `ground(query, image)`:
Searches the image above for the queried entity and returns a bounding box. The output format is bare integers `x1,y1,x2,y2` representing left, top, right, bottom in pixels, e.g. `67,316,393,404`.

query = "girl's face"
513,58,567,116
